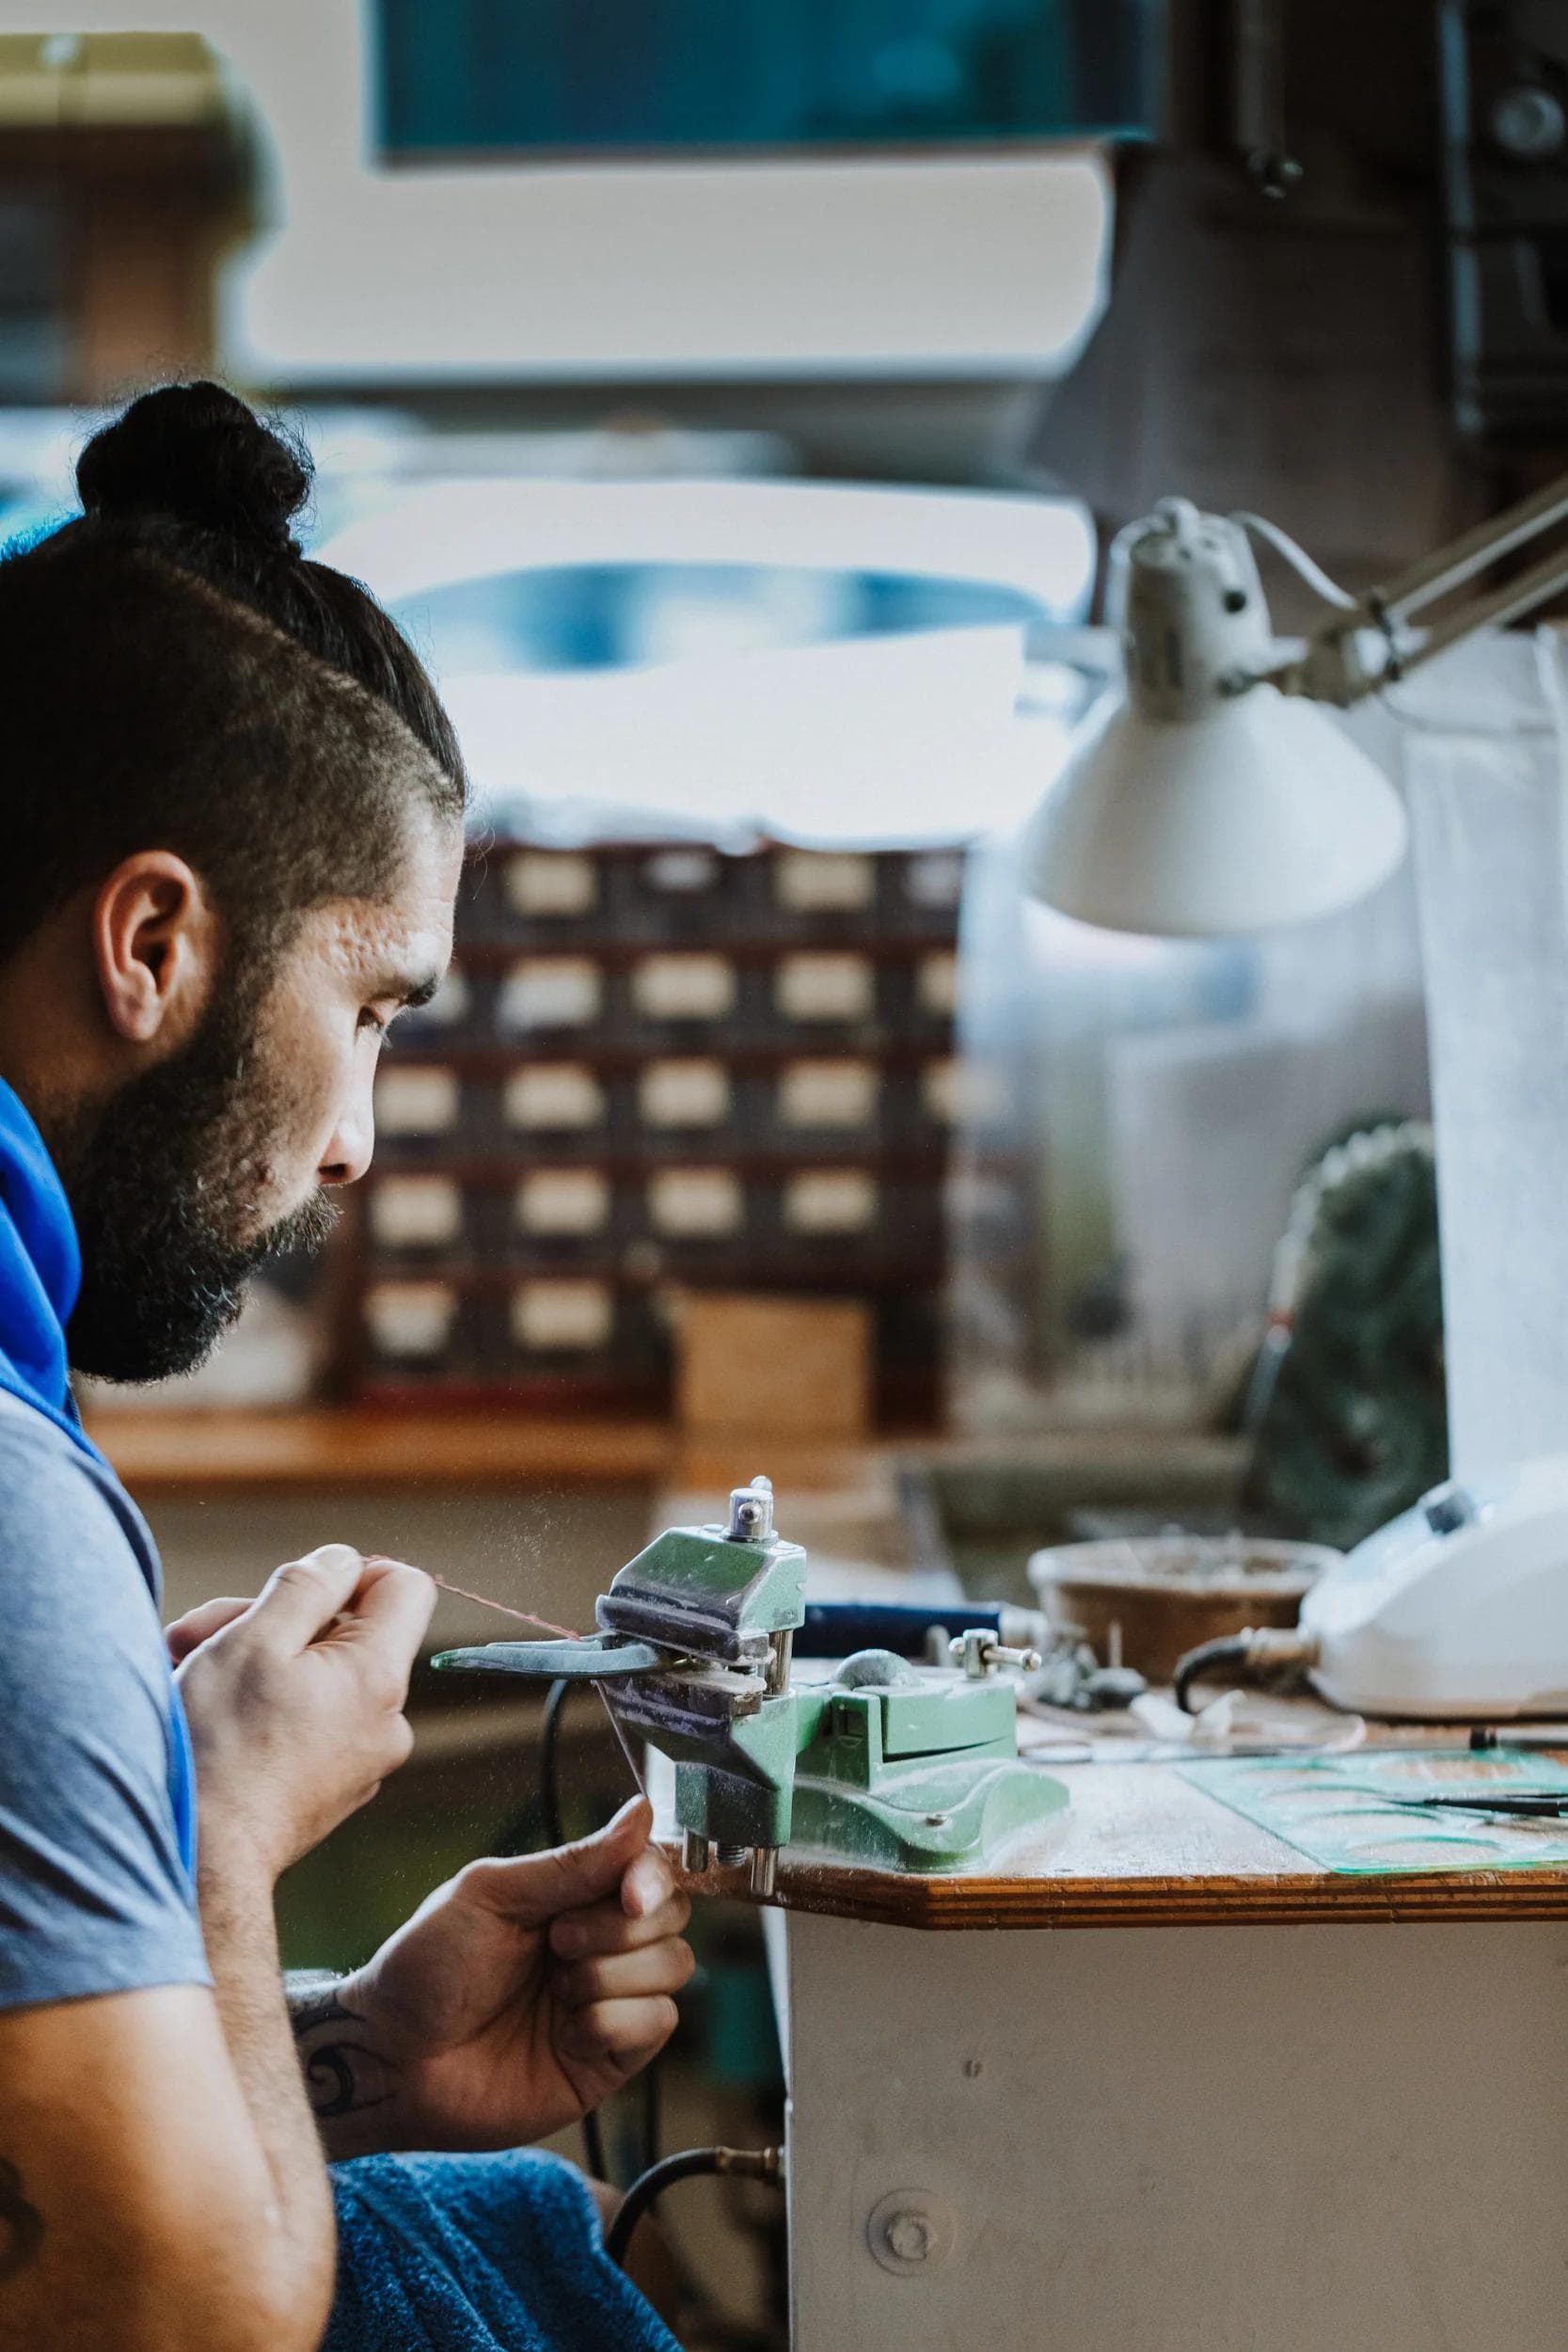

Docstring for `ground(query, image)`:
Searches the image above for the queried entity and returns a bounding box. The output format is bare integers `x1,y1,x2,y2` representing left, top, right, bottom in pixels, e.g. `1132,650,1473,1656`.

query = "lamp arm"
1260,470,1568,708
1367,472,1568,626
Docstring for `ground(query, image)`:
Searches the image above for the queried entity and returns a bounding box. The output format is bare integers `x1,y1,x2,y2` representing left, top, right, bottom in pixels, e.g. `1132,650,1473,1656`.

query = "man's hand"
172,1546,435,1880
293,1798,694,2160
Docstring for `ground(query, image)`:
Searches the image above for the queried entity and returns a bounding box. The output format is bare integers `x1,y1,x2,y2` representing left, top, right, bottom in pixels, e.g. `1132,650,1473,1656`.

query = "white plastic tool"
1302,1454,1568,1718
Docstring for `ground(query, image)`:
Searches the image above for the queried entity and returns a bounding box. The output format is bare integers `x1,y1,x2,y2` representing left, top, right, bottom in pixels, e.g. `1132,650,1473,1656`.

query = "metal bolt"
948,1629,1044,1679
682,1830,711,1875
715,1842,749,1869
866,2190,957,2277
765,1627,794,1697
749,1846,779,1901
727,1475,775,1543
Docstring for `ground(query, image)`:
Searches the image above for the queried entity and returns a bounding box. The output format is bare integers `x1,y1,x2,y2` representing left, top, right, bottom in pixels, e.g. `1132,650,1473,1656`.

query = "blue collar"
0,1077,197,1881
0,1078,103,1460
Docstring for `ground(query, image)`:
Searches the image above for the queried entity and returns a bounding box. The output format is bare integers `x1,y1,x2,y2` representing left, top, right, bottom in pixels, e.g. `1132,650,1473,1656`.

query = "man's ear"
89,852,218,1047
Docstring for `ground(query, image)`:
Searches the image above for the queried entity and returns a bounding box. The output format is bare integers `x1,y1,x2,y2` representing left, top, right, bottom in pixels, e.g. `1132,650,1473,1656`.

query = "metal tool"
433,1474,1069,1894
1391,1791,1568,1820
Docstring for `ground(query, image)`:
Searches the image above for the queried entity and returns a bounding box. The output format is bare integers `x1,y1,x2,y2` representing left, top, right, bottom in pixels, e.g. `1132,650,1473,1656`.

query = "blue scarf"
0,1078,198,1879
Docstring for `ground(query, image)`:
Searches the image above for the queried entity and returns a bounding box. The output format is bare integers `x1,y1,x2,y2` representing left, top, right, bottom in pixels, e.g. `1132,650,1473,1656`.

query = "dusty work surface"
664,1756,1568,1931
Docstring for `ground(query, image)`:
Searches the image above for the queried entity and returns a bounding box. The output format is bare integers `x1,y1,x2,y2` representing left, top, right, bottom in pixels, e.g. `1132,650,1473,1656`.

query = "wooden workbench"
752,1753,1568,2352
698,1755,1568,1931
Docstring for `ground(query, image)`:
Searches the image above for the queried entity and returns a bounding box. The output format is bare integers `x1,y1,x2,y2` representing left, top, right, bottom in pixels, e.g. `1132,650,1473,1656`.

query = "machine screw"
682,1830,711,1875
948,1629,1044,1680
866,2190,958,2277
765,1627,794,1696
715,1843,750,1869
728,1475,775,1543
749,1846,779,1900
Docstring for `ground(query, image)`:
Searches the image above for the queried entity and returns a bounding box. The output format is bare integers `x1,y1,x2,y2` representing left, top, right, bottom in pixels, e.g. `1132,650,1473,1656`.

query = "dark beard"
56,998,340,1384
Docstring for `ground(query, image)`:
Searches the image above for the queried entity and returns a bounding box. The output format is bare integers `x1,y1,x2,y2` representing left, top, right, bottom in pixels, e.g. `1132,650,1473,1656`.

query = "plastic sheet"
1396,630,1568,1482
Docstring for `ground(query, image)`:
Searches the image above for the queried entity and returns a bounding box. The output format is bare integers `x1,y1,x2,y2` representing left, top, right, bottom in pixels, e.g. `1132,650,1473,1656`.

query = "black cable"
606,2146,783,2270
540,1675,570,1851
638,2042,661,2177
580,2102,609,2190
540,1677,610,2182
1173,1635,1253,1715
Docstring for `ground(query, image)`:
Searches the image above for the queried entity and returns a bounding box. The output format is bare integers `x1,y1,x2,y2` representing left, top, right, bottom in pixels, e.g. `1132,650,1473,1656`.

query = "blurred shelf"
356,1256,947,1291
445,933,958,970
87,1406,673,1495
364,1147,952,1180
380,1041,958,1074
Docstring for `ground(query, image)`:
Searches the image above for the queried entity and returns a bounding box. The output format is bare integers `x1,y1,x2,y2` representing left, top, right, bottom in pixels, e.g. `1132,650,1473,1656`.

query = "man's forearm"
285,1973,410,2162
198,1857,336,2305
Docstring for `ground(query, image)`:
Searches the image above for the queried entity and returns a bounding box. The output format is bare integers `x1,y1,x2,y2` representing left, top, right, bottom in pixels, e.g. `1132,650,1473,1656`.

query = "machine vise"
433,1476,1069,1897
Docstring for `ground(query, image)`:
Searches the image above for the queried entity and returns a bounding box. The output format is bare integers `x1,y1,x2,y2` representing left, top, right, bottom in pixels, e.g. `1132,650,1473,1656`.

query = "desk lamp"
1023,477,1568,936
1024,473,1568,1719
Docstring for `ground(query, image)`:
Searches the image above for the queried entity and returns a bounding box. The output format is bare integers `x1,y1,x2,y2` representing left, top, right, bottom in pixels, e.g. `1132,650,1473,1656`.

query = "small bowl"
1027,1533,1339,1685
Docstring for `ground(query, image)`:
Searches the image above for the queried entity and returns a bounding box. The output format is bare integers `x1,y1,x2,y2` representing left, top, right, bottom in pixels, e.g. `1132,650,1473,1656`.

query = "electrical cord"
606,2145,783,2270
1174,1628,1322,1715
1173,1635,1254,1715
1229,512,1361,611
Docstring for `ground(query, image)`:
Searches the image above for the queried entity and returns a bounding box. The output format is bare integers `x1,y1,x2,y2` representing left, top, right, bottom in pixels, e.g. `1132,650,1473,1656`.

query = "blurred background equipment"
0,31,254,402
1439,0,1568,441
372,0,1164,160
353,838,965,1428
673,1295,873,1455
1241,1122,1447,1553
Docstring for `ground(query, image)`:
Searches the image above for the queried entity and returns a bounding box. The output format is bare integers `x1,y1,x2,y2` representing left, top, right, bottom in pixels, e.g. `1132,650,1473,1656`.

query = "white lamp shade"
1023,681,1410,937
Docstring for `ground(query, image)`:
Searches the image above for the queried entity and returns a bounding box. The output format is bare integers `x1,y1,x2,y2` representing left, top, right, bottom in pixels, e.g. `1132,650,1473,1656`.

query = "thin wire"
596,1684,649,1803
430,1573,581,1641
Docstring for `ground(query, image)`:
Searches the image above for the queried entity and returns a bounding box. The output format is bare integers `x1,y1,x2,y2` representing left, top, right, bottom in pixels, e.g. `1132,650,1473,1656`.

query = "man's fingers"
332,1557,436,1684
249,1544,370,1650
556,1937,697,2014
549,1889,691,1961
165,1596,252,1665
621,1840,676,1922
461,1797,655,1927
557,1995,680,2074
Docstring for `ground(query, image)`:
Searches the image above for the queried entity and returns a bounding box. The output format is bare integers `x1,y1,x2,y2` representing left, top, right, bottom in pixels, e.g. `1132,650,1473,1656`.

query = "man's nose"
318,1087,375,1188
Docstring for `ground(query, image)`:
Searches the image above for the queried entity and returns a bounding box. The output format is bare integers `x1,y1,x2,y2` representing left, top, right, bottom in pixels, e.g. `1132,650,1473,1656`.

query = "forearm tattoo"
0,2158,42,2280
286,1974,401,2124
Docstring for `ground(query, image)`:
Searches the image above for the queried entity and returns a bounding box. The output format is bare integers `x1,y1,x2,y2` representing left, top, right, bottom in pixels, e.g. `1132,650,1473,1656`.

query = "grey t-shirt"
0,1392,211,2008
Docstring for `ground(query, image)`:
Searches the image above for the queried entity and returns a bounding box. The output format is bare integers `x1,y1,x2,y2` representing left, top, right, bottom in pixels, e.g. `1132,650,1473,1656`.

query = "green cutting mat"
1180,1750,1568,1874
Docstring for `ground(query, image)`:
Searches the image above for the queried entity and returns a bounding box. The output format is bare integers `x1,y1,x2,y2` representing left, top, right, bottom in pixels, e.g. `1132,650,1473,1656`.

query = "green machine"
434,1477,1069,1897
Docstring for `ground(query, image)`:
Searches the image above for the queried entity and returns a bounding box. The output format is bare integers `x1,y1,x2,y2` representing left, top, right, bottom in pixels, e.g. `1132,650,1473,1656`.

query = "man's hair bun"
75,381,310,555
